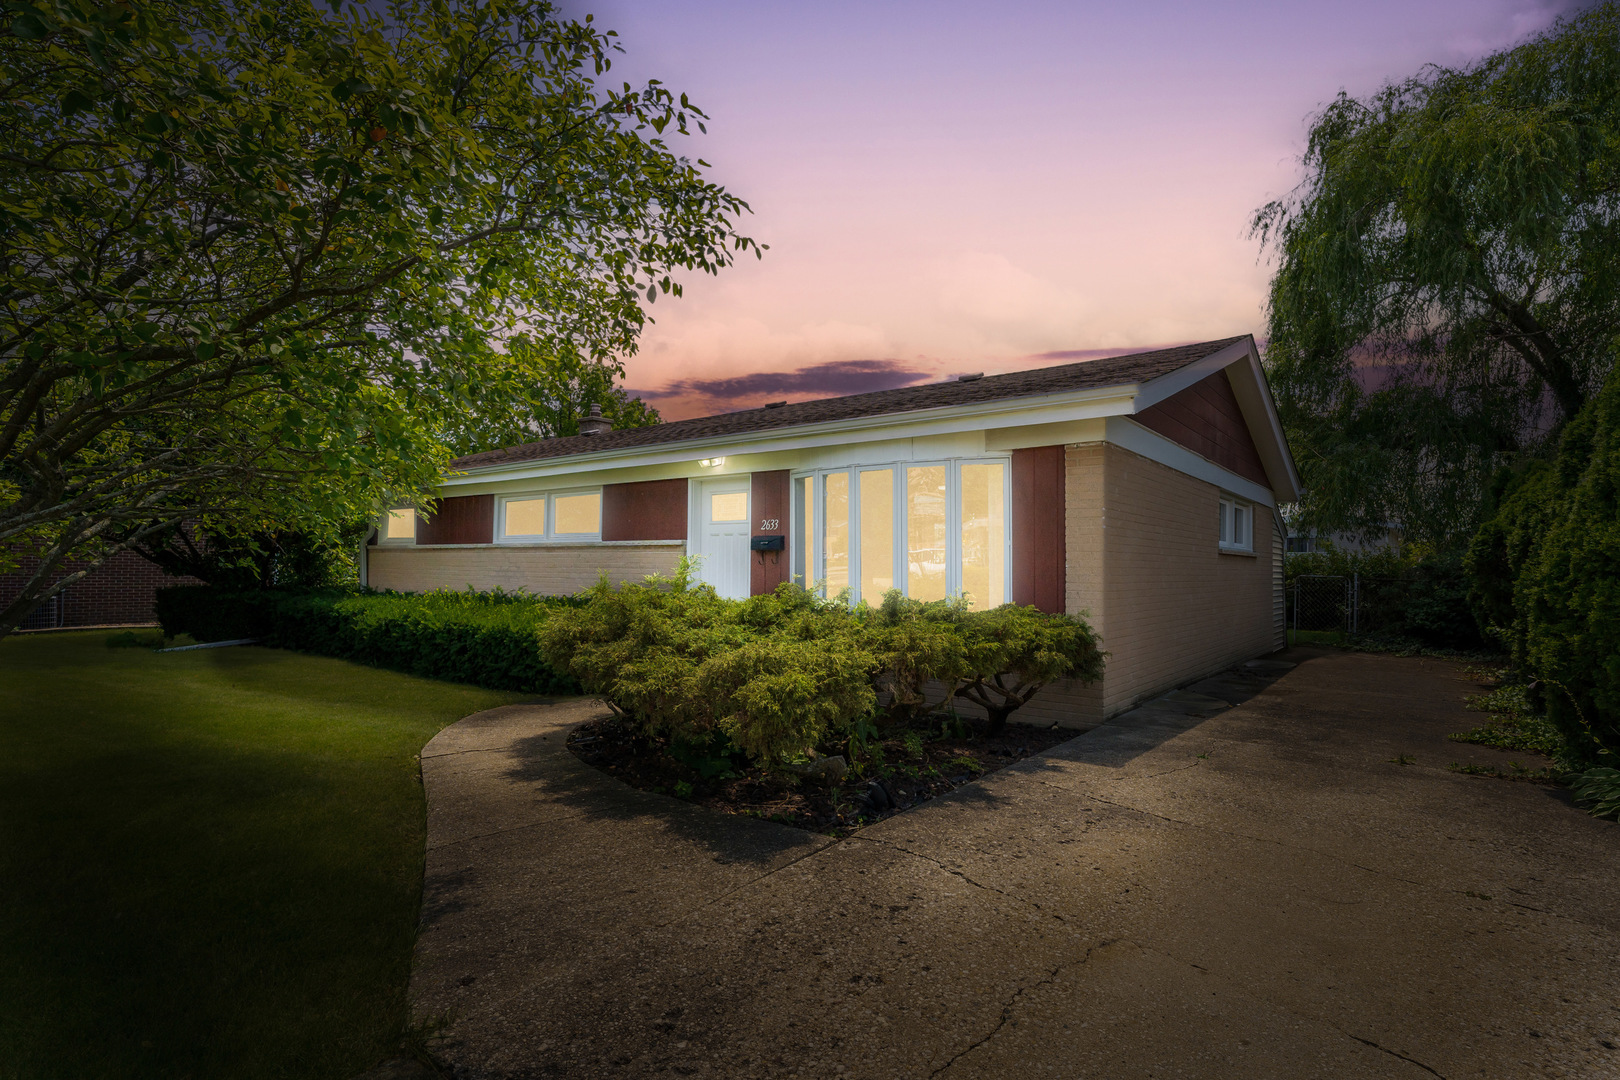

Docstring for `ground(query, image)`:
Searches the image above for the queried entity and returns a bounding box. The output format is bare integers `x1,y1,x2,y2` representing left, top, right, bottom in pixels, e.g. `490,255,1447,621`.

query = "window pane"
859,468,895,602
710,491,748,523
906,466,948,602
960,462,1006,610
1234,505,1248,548
824,472,850,595
386,508,416,541
504,497,547,537
1219,500,1230,544
554,492,601,535
797,475,815,589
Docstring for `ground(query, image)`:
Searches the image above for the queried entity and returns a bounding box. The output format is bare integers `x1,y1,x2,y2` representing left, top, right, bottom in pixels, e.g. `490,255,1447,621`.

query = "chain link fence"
1287,573,1411,638
18,588,67,630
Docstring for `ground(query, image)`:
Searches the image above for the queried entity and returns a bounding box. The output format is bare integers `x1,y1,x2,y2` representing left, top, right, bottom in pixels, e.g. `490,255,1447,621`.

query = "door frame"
687,474,752,597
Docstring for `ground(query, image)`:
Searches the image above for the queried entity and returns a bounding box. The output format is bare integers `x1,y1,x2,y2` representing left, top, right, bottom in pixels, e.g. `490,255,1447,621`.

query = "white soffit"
1107,418,1276,507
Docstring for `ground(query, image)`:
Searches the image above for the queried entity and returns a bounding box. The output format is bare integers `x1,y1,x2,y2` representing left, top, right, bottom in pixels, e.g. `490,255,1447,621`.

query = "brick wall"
1093,443,1275,715
366,543,683,596
1,548,197,629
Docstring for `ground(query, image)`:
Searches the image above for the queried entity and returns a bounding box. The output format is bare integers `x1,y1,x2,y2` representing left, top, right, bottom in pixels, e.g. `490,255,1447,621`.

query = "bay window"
793,458,1010,610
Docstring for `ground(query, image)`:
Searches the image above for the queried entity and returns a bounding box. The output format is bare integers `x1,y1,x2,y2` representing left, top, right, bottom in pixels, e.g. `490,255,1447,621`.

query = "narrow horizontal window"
709,491,748,523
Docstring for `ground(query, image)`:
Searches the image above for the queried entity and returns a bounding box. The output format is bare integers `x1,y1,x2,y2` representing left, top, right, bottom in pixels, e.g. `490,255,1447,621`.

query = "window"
553,492,602,536
709,491,748,523
381,508,416,543
859,468,895,599
960,462,1006,609
794,458,1010,609
498,490,602,542
504,497,547,538
1219,495,1252,552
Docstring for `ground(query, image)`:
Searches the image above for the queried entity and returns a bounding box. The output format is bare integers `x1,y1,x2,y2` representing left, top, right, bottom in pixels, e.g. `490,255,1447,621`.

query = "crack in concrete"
928,948,1096,1078
426,816,557,852
848,834,1067,924
1064,784,1438,892
1339,1030,1448,1078
421,743,522,761
1115,939,1452,1080
655,837,841,929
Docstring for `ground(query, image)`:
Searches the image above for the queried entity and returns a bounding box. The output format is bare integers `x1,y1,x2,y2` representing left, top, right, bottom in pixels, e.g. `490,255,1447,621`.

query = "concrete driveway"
408,650,1620,1079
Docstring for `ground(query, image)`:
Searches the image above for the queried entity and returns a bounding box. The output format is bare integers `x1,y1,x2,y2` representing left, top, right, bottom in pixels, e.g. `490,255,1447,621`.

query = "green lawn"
0,631,522,1080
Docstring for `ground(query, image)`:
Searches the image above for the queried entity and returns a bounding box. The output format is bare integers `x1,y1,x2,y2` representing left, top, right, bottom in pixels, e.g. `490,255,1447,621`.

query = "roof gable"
1134,369,1270,487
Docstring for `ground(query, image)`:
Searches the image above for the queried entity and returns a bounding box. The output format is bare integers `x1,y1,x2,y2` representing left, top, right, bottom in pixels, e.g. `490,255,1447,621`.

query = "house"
362,335,1301,728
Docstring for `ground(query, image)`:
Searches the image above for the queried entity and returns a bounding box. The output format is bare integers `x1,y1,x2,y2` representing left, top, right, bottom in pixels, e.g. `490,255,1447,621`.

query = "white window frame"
1219,494,1253,553
379,507,417,545
495,487,603,543
790,456,1012,608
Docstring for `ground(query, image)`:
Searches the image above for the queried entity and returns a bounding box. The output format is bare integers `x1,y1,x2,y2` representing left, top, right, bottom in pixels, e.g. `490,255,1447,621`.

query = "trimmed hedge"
155,586,579,694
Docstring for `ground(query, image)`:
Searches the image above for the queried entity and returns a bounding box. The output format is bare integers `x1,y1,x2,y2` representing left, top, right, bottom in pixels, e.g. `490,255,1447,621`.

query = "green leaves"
1,0,757,636
1257,5,1620,549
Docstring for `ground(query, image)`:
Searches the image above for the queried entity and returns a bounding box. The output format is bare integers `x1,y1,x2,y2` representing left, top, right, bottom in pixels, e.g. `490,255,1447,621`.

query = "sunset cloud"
632,358,935,418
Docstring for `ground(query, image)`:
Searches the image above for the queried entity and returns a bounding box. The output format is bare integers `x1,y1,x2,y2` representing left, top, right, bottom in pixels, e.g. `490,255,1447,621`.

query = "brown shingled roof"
451,336,1250,472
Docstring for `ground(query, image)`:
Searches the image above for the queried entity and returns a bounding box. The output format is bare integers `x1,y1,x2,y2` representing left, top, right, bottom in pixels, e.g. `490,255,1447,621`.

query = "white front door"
695,478,751,600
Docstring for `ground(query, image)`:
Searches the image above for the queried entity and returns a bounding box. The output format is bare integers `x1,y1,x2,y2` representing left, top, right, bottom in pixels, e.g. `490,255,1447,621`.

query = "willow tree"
0,0,757,636
1254,4,1620,548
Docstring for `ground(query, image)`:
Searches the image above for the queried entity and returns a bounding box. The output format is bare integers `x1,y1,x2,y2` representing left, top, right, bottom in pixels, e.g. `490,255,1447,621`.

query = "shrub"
541,571,1106,759
540,572,877,761
155,586,577,694
867,592,973,725
1467,364,1620,762
955,603,1106,732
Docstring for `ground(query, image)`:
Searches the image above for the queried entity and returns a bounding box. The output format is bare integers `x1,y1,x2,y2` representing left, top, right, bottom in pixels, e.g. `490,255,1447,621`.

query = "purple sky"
568,0,1583,420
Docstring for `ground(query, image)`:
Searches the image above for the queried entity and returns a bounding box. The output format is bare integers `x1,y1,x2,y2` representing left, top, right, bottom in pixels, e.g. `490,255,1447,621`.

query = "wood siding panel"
750,470,790,596
1011,446,1066,613
416,495,493,545
601,478,688,542
1135,368,1269,487
367,544,682,597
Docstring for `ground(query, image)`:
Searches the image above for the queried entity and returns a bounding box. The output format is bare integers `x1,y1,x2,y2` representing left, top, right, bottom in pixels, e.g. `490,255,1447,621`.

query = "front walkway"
410,651,1620,1079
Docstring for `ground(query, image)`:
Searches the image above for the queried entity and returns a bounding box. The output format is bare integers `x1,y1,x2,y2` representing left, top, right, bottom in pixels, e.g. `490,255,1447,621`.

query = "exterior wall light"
699,457,726,468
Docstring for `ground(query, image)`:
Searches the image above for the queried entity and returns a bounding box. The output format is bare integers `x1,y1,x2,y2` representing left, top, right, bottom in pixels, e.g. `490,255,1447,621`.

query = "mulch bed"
566,713,1080,836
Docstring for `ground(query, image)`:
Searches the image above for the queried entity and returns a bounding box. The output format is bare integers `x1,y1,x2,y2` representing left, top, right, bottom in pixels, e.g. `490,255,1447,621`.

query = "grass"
0,630,522,1080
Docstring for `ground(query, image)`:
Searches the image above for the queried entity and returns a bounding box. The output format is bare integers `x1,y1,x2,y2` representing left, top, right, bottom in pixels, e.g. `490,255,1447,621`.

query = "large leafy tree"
0,0,755,636
1254,4,1620,548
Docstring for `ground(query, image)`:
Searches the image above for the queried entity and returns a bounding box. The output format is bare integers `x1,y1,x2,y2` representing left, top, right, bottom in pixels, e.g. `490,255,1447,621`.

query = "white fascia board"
1224,351,1304,502
1106,417,1276,508
1131,338,1255,410
439,386,1142,490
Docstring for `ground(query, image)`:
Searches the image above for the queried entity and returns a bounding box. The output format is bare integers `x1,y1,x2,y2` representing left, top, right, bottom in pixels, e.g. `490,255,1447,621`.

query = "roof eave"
442,381,1147,485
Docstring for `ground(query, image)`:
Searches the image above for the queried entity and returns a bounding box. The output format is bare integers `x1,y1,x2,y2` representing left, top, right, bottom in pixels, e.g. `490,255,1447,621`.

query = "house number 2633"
760,519,780,531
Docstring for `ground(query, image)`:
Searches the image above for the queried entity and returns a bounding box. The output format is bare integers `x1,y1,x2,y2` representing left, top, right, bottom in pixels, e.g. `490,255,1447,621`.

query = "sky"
563,0,1586,420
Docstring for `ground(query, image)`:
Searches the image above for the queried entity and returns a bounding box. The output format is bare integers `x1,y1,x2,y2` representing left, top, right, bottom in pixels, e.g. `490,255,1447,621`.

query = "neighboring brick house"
1,548,196,630
363,336,1301,728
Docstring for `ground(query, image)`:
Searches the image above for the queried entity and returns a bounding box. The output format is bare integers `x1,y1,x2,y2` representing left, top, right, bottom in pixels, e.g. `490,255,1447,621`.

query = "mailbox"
750,535,785,552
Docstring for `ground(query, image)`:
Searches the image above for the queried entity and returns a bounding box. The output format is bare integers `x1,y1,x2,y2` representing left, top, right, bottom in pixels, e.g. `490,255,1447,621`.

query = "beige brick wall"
366,544,683,597
1081,443,1276,716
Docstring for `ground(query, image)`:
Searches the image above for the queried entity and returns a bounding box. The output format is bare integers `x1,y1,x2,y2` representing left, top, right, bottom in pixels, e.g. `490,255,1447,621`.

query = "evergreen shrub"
155,586,578,693
1467,366,1620,763
540,568,1106,761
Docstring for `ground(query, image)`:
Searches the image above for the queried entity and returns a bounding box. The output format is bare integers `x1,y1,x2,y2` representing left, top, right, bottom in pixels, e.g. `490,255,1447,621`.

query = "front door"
695,478,751,599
